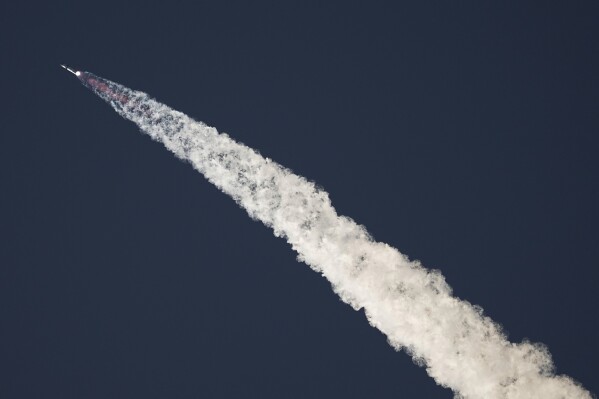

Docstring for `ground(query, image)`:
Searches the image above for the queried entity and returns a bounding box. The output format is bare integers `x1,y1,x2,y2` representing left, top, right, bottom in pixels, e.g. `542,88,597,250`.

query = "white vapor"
85,73,592,399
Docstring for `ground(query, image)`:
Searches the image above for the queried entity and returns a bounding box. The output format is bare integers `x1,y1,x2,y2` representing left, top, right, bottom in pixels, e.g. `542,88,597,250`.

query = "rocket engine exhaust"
63,67,593,399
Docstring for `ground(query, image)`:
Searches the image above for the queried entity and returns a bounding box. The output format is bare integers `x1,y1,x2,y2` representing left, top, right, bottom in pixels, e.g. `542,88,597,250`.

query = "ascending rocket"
61,64,81,77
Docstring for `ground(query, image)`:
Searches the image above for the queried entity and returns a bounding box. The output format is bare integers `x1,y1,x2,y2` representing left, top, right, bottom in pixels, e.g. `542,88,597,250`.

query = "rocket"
60,64,81,77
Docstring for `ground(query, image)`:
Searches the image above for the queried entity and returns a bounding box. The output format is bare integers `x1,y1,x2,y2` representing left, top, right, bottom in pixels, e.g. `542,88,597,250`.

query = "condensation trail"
76,71,592,399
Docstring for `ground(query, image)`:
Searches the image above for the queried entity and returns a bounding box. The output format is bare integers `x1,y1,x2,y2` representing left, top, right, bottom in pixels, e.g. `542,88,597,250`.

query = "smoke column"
76,71,592,399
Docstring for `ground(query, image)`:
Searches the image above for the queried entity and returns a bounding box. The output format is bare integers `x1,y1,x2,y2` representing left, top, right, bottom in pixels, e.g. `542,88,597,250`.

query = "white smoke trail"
84,73,592,399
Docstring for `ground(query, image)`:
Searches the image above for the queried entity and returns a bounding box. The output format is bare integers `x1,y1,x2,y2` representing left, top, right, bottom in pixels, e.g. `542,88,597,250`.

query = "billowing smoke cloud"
83,73,592,399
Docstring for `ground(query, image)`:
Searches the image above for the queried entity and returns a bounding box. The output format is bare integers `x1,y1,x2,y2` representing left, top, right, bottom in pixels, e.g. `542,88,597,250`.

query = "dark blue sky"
2,2,598,398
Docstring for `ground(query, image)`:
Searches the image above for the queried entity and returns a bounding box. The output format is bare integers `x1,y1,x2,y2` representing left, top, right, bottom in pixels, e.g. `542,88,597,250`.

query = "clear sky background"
2,2,598,398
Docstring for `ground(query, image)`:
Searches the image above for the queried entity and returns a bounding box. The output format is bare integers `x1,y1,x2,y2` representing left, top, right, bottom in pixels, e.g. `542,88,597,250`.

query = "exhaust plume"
74,70,592,399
